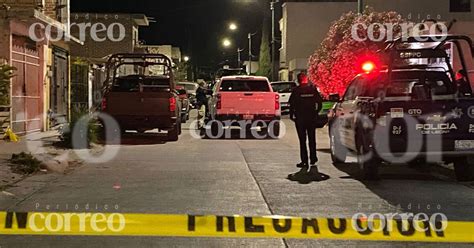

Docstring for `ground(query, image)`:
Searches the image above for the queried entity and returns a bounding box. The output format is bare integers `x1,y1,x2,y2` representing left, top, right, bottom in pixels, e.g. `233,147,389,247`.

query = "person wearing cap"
289,72,323,174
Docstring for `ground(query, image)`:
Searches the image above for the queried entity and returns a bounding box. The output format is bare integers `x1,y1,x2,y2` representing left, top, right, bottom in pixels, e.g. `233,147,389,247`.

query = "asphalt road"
1,111,473,247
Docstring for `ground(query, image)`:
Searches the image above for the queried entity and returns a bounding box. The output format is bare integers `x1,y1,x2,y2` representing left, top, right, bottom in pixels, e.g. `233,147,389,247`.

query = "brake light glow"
169,97,176,112
275,94,280,110
101,98,107,111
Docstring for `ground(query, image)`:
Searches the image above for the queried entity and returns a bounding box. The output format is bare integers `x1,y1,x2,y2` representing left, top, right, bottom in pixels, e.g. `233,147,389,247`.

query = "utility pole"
237,48,244,68
358,0,364,14
248,33,252,75
247,32,256,75
271,0,279,81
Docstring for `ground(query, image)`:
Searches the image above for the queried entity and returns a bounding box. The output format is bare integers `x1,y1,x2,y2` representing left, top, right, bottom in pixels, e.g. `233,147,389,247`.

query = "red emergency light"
357,54,381,74
362,61,376,72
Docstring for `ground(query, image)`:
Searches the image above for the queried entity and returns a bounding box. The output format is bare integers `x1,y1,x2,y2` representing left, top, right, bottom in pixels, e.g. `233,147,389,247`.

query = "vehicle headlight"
376,116,387,127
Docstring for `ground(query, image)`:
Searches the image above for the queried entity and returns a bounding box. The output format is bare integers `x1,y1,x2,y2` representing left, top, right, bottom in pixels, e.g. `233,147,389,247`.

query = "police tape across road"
0,212,473,243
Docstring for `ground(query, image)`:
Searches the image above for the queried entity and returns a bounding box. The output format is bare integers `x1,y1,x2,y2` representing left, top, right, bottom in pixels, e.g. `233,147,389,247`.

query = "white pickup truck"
207,76,281,138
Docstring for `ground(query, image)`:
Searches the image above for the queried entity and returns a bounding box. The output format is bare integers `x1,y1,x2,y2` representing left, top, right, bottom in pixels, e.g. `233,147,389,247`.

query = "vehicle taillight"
275,94,280,110
169,97,176,112
216,94,222,110
101,98,107,111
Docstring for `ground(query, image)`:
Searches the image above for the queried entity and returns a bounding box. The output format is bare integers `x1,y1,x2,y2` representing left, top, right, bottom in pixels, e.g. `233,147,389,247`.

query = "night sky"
71,0,269,70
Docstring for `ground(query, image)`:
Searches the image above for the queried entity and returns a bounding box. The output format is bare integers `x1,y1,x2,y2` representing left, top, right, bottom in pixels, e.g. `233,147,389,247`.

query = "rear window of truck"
271,82,296,93
367,72,455,99
112,76,170,92
219,80,270,92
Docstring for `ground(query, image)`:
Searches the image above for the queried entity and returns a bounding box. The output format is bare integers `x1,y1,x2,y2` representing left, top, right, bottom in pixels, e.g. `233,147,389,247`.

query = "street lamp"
222,38,232,48
183,56,190,62
229,22,238,31
248,32,257,75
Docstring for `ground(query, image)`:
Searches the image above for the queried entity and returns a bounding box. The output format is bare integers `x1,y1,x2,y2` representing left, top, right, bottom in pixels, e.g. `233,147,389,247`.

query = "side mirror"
328,93,341,102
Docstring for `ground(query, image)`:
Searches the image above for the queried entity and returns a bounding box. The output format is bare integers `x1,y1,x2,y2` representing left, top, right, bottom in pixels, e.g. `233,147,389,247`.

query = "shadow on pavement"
287,167,331,184
334,162,444,182
198,129,281,140
100,133,169,146
317,148,331,154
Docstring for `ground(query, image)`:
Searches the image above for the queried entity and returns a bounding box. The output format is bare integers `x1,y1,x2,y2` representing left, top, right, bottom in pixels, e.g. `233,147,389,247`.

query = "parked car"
176,86,190,123
177,82,199,108
329,35,474,181
271,81,297,114
207,76,281,138
209,68,247,90
101,53,182,141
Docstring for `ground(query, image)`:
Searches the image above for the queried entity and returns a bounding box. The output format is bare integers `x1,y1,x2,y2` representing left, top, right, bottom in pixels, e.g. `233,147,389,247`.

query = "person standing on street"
196,82,210,129
289,72,323,173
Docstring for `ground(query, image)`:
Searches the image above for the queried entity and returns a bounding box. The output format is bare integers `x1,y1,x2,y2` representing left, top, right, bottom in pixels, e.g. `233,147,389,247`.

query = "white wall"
281,2,356,67
279,0,474,78
366,0,474,22
243,61,259,75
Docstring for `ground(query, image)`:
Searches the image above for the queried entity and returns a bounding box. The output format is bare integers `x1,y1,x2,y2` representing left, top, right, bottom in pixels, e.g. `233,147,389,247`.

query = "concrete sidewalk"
0,130,61,158
0,130,69,190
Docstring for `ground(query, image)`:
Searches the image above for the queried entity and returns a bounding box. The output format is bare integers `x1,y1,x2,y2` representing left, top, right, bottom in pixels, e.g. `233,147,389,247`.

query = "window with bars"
56,0,69,24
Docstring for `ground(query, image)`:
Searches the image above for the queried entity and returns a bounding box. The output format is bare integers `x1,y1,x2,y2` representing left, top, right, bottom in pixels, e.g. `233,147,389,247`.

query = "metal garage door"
11,36,42,134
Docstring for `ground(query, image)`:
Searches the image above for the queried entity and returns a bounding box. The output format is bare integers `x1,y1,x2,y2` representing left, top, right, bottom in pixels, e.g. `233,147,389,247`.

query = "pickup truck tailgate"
106,92,170,116
219,92,277,115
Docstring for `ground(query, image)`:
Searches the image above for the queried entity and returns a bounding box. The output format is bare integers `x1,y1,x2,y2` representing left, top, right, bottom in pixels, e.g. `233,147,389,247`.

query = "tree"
308,8,405,97
256,4,272,78
0,63,16,106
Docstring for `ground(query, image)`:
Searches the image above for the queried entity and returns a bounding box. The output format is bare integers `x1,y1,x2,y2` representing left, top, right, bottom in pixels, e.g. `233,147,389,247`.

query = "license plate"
243,114,254,120
455,140,474,150
390,108,404,118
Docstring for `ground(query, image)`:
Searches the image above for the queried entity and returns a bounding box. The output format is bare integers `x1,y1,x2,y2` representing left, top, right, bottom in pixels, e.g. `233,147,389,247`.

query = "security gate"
11,36,42,134
51,47,69,120
71,63,89,112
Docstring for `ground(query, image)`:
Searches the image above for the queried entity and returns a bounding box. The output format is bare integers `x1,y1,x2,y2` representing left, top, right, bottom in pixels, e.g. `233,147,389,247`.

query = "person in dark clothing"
289,72,323,170
196,82,210,129
196,82,209,108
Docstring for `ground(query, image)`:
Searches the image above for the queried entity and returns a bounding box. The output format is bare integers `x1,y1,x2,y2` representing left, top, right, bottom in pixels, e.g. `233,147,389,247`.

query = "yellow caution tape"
3,126,19,142
0,212,473,243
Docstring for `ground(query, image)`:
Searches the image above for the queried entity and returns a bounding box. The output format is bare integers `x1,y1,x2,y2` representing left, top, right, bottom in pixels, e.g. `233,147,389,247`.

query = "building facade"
0,0,79,134
68,13,150,112
69,13,149,59
138,45,183,65
279,0,474,81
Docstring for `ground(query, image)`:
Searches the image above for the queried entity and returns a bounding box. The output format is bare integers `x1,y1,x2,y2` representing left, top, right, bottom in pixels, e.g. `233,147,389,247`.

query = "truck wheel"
330,134,347,164
357,135,380,180
453,157,474,182
210,121,221,138
167,126,179,141
268,121,280,139
168,118,181,141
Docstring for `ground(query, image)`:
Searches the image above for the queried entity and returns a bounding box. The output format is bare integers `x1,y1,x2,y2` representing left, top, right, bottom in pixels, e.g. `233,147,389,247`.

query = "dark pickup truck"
101,54,182,141
329,35,474,181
